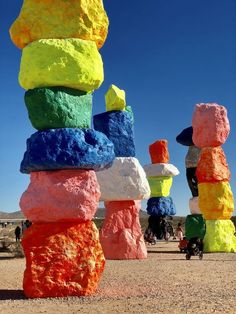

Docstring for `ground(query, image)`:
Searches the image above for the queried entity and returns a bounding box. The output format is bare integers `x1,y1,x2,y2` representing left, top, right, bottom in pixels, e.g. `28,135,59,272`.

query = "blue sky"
1,0,236,215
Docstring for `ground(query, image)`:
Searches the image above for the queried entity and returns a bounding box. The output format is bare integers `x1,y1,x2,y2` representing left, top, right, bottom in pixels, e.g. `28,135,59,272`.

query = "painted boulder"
149,140,169,164
105,84,126,111
147,176,173,197
146,197,176,216
189,197,201,214
143,163,179,177
186,167,198,197
185,214,206,240
176,126,194,146
185,146,201,168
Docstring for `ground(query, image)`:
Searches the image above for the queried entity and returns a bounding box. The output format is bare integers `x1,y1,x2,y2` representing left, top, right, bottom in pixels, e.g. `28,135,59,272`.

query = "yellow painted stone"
203,220,236,252
148,176,173,197
198,182,234,220
105,85,126,111
10,0,109,49
19,38,104,92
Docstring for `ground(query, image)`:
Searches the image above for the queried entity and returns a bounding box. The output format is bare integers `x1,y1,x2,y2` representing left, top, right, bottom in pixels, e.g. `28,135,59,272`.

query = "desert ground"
0,226,236,314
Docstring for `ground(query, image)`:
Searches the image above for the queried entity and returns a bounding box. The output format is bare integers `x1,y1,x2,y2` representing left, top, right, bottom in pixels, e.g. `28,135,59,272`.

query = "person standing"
15,226,21,242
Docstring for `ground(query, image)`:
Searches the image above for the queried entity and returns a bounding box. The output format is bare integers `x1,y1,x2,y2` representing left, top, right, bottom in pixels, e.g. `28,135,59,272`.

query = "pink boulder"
100,200,147,260
192,103,230,148
20,170,100,222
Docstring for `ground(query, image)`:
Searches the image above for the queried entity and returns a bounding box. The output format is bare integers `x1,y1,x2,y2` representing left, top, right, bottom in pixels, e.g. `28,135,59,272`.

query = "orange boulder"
149,140,169,164
22,221,105,298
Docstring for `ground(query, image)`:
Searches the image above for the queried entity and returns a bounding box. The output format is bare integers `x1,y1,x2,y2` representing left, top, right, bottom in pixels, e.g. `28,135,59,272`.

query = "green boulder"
185,214,206,240
25,87,92,130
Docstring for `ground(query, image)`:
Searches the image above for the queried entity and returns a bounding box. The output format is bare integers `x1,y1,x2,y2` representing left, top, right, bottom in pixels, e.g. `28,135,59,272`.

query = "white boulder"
189,196,201,214
143,163,179,177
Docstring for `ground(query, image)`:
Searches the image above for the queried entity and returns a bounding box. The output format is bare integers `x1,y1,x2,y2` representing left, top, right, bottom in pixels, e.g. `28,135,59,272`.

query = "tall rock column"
192,103,236,252
94,84,150,259
144,140,179,238
10,0,115,298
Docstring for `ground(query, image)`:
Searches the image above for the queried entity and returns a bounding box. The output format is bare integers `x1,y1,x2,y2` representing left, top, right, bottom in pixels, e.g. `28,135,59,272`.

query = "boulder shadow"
0,289,25,300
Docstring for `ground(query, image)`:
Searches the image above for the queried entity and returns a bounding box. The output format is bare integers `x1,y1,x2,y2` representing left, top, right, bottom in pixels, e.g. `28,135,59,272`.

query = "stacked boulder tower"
10,0,116,298
94,85,151,259
192,103,236,252
144,140,179,238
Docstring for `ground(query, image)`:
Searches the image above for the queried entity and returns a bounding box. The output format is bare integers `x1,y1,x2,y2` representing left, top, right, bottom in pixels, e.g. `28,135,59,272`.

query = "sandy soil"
0,241,236,314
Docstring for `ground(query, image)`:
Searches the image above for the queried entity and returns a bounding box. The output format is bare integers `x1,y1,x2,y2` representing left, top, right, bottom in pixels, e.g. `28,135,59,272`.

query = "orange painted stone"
100,201,147,260
196,147,230,183
149,140,169,164
22,221,105,298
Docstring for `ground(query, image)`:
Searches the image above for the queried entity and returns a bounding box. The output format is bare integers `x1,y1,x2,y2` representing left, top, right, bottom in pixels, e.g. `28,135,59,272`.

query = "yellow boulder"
19,38,104,92
203,220,236,252
105,85,126,111
148,176,173,197
198,182,234,220
10,0,109,49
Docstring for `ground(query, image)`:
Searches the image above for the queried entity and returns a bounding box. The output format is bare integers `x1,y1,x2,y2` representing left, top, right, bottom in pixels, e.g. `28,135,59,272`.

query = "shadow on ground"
0,289,25,300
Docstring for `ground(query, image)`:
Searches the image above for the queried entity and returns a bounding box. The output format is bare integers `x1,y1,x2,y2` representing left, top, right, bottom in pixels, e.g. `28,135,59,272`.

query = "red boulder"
149,140,169,164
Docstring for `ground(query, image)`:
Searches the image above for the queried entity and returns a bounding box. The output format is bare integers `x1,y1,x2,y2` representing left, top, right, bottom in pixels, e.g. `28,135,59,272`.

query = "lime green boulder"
19,38,104,92
105,84,126,111
148,176,173,197
204,220,236,252
185,214,206,240
25,87,92,130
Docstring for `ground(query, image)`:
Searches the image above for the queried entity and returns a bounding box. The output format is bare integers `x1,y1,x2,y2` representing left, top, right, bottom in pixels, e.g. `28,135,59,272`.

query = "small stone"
189,197,201,214
149,140,169,164
105,84,126,111
143,163,179,177
146,197,176,216
176,126,194,146
186,168,198,197
19,38,104,92
20,170,100,222
20,128,115,174
185,214,206,240
185,146,201,168
192,103,230,147
25,87,92,130
22,221,105,298
147,176,173,197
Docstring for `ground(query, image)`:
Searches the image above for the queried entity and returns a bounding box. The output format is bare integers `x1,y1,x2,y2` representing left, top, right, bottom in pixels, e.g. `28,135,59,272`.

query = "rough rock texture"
186,167,198,197
189,197,201,214
192,103,230,148
100,201,147,260
19,38,103,92
143,163,179,177
196,147,230,183
20,170,100,222
198,182,234,220
148,176,173,197
203,220,236,252
146,197,176,216
176,126,194,146
22,221,105,298
20,128,115,174
105,84,126,111
96,157,150,201
149,140,169,164
10,0,108,49
25,87,92,130
185,214,206,240
93,110,135,157
185,146,201,168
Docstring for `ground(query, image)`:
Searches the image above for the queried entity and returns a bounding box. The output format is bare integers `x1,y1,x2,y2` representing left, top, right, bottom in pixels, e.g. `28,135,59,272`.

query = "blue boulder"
146,197,176,216
20,128,115,173
93,110,135,157
176,126,193,146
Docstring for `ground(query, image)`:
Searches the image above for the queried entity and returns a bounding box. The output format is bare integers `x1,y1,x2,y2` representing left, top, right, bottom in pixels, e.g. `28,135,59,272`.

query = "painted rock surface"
22,221,105,298
100,201,147,260
198,182,234,220
148,176,173,197
196,147,230,183
25,87,92,130
143,163,179,177
189,197,201,214
185,146,201,168
19,38,103,92
10,0,108,49
20,128,115,173
149,140,169,164
185,214,206,240
20,170,100,222
176,126,194,146
192,103,230,148
203,220,236,252
105,84,126,111
96,157,150,201
186,167,198,197
146,197,176,216
93,110,135,157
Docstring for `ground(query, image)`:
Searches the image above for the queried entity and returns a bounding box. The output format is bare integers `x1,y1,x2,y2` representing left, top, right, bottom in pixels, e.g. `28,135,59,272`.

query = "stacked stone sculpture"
176,127,206,240
192,103,236,252
144,140,179,237
94,84,150,259
10,0,116,298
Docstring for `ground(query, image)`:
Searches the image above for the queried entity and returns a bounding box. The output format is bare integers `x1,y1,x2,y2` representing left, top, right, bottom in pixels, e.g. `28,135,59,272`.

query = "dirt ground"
0,241,236,314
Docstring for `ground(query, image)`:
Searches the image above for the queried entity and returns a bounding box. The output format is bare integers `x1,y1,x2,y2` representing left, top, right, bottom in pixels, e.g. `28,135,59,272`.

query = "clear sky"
1,0,236,215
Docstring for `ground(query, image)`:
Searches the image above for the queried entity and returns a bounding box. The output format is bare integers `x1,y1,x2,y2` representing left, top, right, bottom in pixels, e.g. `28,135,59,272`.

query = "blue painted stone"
146,197,176,216
93,110,135,157
176,126,193,146
20,128,115,174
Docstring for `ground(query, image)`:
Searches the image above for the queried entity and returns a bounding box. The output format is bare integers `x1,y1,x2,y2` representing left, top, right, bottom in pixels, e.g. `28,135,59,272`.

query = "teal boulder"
25,87,92,130
185,214,206,240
